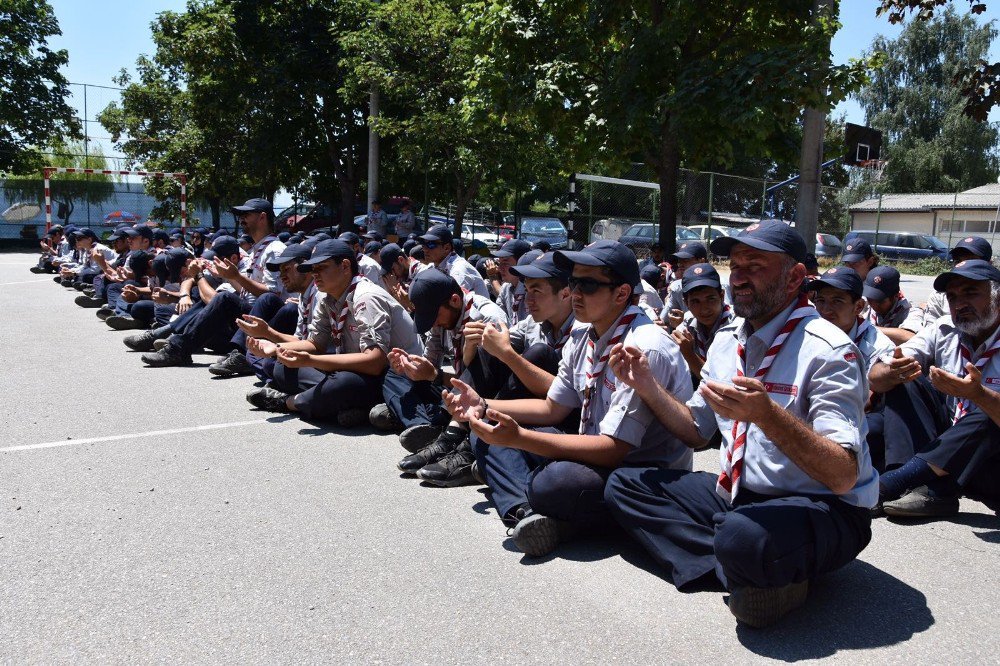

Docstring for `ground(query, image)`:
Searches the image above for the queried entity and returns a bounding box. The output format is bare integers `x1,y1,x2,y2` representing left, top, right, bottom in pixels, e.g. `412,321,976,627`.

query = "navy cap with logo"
681,263,723,294
863,265,901,301
409,269,460,333
554,239,641,289
710,220,808,263
669,241,708,262
211,236,240,259
124,225,153,240
364,240,382,256
266,243,313,271
72,227,99,241
338,231,361,246
805,265,864,299
297,239,355,272
640,263,663,285
362,230,384,242
419,224,453,245
379,243,404,274
230,198,273,214
841,238,875,263
951,236,993,261
152,229,170,243
492,238,532,259
510,251,569,281
933,259,1000,291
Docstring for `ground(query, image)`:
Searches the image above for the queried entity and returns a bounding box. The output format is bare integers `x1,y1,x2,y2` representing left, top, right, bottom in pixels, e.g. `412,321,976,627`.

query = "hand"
666,308,684,330
121,285,140,303
700,377,777,424
468,408,523,448
285,296,300,305
275,347,313,369
177,294,192,314
480,321,514,358
671,327,695,358
484,259,500,279
213,257,241,280
151,287,171,304
930,363,986,400
462,321,487,349
90,247,102,259
398,353,437,382
235,314,271,339
442,378,486,422
887,346,922,385
609,344,654,392
248,337,278,358
388,348,409,374
383,272,399,291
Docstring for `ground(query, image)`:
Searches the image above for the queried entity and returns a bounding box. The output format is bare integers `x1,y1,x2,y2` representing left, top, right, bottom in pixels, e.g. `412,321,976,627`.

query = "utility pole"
367,85,380,218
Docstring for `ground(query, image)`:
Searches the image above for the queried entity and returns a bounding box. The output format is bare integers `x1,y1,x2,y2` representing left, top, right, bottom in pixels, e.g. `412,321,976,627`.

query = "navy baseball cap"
164,247,190,274
211,236,240,259
168,227,183,236
231,198,273,214
152,229,170,243
531,240,552,252
951,236,993,261
492,238,532,259
266,243,313,271
238,234,253,245
510,252,569,281
554,239,641,289
640,263,663,285
409,269,460,333
362,230,384,242
710,220,808,263
933,259,1000,291
842,238,875,263
863,265,901,301
420,224,453,245
379,243,404,274
364,240,382,256
72,228,99,241
48,224,64,234
402,239,417,255
312,232,332,242
409,245,425,260
338,231,361,246
806,265,864,299
681,263,723,294
128,249,153,276
452,237,465,254
200,249,216,261
669,241,708,262
124,225,153,240
298,239,355,272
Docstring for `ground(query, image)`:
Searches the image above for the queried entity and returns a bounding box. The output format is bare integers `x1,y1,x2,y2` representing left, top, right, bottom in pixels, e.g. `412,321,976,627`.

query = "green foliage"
0,0,80,174
857,6,1000,193
882,256,952,276
5,140,116,223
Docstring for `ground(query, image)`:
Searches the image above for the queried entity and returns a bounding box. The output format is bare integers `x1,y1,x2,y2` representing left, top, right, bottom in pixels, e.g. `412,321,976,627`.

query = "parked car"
814,233,843,259
590,217,636,243
617,223,700,251
518,216,569,250
461,223,503,250
844,230,948,262
277,202,338,234
687,224,740,243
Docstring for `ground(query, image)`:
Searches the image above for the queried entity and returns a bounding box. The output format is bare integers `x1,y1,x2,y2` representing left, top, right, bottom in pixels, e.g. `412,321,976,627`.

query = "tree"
856,6,1000,192
0,0,80,174
468,1,865,250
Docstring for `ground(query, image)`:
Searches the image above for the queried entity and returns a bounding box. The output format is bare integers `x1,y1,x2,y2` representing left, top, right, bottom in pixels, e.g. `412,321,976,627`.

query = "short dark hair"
544,276,569,292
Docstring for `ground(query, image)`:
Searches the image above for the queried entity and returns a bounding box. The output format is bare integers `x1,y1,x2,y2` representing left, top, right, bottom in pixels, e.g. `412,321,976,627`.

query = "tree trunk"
209,196,221,229
681,169,697,223
651,132,681,253
452,173,480,238
321,94,360,233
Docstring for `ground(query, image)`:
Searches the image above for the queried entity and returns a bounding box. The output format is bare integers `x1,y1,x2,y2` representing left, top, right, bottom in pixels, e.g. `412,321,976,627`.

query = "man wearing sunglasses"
244,239,422,426
487,238,533,325
418,225,490,298
441,240,693,558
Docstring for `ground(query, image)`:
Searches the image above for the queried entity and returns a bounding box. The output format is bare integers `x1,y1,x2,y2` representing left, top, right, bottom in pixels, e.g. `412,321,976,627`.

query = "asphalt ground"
0,251,996,663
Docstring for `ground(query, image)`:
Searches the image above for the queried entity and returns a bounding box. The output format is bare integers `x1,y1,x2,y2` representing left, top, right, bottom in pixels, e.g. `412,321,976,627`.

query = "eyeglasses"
568,276,623,295
424,241,439,249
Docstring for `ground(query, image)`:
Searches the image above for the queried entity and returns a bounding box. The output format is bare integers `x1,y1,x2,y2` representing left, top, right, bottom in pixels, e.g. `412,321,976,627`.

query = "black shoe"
141,345,192,367
96,307,114,320
123,330,158,352
399,423,443,453
29,266,44,274
369,403,403,431
246,386,291,412
208,349,255,377
74,283,87,291
106,315,145,331
75,295,105,308
883,485,960,519
337,408,369,428
511,513,575,557
418,440,476,487
728,580,810,628
53,275,62,283
470,459,485,485
397,429,465,474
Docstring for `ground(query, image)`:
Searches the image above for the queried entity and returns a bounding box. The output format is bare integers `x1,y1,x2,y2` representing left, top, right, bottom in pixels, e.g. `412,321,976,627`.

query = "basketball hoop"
858,159,888,182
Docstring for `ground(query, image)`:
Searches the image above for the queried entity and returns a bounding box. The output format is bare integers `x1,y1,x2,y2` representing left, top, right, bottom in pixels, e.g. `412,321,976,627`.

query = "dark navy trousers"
272,363,384,422
168,290,248,356
381,370,452,429
918,408,1000,510
604,469,872,591
866,376,950,472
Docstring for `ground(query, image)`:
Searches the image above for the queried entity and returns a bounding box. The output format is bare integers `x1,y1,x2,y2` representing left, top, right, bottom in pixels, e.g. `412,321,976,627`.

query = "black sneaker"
106,315,145,330
74,282,87,291
397,428,465,474
246,386,291,412
470,460,485,485
369,403,403,431
418,440,476,487
336,408,368,428
152,339,169,352
883,485,960,519
96,307,114,320
208,350,255,377
75,295,105,308
728,580,810,628
29,266,44,274
510,513,575,557
123,330,158,352
399,424,443,453
141,345,192,367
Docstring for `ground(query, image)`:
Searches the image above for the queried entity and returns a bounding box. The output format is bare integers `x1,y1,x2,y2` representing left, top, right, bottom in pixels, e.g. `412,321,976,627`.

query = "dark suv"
843,230,948,262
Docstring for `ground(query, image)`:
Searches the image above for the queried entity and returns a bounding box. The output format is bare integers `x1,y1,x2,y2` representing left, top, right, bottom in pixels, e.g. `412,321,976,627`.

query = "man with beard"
604,221,878,628
872,259,1000,518
922,236,992,325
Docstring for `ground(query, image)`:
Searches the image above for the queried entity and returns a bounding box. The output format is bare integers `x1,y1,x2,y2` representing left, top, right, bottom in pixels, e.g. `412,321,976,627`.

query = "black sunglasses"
568,276,623,295
424,241,439,249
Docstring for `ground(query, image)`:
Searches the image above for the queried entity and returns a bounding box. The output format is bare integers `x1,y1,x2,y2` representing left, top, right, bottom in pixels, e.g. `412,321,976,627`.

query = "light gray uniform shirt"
425,293,507,367
308,278,423,356
438,252,490,299
498,281,529,326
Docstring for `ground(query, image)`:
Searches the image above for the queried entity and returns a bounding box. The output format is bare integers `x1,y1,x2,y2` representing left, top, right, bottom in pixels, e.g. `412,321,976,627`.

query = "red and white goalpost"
42,167,188,232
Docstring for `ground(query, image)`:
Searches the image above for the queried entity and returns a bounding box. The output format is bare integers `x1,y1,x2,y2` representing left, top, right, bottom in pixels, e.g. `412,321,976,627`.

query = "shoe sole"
511,514,561,557
417,468,476,487
882,503,959,518
208,366,254,377
399,425,443,453
336,410,368,428
728,581,809,628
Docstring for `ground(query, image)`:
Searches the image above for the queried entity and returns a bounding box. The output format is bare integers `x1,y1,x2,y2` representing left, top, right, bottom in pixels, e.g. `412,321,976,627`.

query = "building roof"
849,184,1000,213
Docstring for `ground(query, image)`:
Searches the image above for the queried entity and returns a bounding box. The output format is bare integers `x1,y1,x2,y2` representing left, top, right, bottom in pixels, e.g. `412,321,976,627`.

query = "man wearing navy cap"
338,231,384,284
244,240,422,427
663,241,710,328
418,224,489,298
77,226,132,308
670,263,733,382
442,240,692,557
378,242,427,310
487,238,532,324
61,228,116,289
366,200,388,237
872,259,1000,518
922,235,994,325
863,266,923,344
394,200,416,238
637,263,665,318
371,269,505,465
605,221,878,627
32,225,67,274
841,238,878,279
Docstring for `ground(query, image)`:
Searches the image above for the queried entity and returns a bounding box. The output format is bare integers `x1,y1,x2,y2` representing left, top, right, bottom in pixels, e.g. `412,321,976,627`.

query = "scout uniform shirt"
437,252,490,299
242,236,286,305
497,281,529,326
546,306,694,469
357,252,384,284
870,296,924,332
424,292,507,369
850,317,894,374
309,277,424,358
509,313,578,354
687,300,879,508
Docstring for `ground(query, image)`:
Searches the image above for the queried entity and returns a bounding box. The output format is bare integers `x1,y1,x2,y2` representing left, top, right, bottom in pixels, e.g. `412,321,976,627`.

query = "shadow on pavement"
974,529,1000,544
735,560,933,660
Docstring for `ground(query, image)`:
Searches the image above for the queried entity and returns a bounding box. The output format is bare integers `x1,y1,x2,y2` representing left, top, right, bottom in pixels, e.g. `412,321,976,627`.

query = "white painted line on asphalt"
0,278,59,286
2,419,270,454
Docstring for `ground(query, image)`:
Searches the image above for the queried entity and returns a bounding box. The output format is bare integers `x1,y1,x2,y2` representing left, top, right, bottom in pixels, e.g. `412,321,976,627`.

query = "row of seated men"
34,199,1000,628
